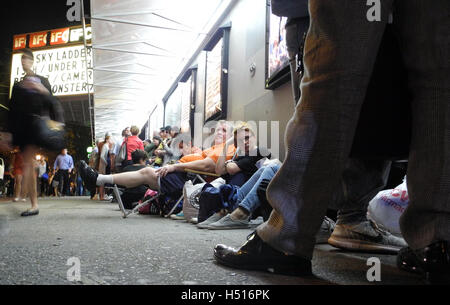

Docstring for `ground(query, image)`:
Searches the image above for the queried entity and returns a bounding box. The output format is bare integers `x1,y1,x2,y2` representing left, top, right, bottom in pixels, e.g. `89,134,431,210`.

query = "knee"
141,167,156,179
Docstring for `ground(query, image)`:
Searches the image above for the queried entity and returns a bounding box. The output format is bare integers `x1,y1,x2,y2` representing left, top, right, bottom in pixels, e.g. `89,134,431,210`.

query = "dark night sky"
0,0,90,98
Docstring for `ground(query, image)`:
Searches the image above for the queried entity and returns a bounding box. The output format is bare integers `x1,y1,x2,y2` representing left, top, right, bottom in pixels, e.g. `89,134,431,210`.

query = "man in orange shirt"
79,120,235,197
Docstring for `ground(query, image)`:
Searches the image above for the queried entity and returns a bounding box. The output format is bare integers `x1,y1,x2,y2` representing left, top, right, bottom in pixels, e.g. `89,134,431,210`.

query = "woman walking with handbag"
8,49,64,216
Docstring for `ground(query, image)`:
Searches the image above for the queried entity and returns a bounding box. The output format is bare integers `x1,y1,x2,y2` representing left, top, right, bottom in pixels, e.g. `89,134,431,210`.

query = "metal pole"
81,0,95,146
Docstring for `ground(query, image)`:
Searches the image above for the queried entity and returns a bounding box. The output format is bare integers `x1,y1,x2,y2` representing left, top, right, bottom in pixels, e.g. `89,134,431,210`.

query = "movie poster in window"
165,87,182,128
205,38,222,122
268,14,289,79
180,78,191,133
265,8,290,90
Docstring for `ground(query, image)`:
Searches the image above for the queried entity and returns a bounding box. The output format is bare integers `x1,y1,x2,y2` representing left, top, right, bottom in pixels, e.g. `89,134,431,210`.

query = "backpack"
198,184,223,223
138,189,160,215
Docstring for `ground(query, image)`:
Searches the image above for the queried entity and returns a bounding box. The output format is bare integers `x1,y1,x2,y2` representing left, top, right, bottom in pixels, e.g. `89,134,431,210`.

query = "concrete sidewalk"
0,197,425,285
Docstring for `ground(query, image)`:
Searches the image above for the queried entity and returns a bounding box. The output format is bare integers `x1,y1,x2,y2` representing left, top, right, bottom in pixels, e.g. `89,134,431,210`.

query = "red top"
125,136,144,161
13,152,24,176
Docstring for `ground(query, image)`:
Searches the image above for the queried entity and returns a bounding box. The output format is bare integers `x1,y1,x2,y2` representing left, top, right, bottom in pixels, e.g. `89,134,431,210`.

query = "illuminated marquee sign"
29,31,48,48
11,26,93,97
11,45,93,96
12,26,92,50
13,34,27,50
50,28,70,46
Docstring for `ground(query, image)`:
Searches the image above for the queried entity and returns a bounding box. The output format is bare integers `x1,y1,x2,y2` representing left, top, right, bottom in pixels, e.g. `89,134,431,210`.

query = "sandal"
21,209,39,217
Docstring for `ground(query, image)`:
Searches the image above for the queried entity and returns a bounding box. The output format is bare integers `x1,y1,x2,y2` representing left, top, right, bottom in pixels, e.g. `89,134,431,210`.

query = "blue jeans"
236,164,281,214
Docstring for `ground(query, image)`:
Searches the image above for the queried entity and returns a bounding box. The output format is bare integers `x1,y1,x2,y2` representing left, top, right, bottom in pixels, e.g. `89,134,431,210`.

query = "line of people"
80,0,449,282
78,119,406,258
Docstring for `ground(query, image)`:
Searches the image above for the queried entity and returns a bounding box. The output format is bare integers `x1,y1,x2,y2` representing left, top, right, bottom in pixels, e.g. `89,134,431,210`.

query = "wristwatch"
224,160,235,166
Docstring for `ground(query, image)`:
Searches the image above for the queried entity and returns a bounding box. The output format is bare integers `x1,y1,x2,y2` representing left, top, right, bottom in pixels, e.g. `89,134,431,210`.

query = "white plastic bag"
367,177,409,235
182,177,225,222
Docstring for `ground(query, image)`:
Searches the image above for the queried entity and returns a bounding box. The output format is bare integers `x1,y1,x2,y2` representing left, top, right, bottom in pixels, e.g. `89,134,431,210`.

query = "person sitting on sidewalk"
215,122,270,187
198,161,336,244
202,156,407,253
79,120,236,202
119,149,149,209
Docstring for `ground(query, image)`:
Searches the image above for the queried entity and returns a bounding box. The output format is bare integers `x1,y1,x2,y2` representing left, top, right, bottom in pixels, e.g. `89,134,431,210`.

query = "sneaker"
206,214,256,230
103,194,113,201
328,219,407,253
78,160,98,195
249,216,264,226
197,212,226,229
170,211,185,220
189,217,198,224
315,216,336,244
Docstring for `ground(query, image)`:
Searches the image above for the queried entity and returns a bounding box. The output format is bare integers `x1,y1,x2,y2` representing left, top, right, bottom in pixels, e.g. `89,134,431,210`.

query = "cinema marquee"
10,26,93,97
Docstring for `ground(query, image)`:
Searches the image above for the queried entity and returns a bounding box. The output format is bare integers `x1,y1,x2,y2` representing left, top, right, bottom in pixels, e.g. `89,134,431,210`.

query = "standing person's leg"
57,171,63,196
393,0,450,278
257,0,392,259
13,174,22,201
21,145,39,215
214,0,393,275
63,170,70,196
327,159,407,253
98,161,106,200
336,159,391,225
42,177,48,197
285,16,309,106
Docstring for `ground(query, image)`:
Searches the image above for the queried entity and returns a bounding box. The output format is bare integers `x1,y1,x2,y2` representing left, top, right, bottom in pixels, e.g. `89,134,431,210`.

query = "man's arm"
68,156,74,173
54,156,59,170
174,157,216,173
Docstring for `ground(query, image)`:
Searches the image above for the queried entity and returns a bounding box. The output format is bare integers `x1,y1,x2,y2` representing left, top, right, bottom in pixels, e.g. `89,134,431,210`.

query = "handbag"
115,138,128,167
30,115,65,151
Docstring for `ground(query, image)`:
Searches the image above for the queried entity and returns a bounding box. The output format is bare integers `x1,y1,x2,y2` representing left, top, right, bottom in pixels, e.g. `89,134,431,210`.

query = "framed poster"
164,85,182,128
204,38,223,122
203,24,230,123
265,4,290,90
163,67,197,137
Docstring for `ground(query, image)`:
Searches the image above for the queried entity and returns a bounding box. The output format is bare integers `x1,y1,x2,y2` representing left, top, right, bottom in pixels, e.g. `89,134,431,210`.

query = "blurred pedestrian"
8,48,64,216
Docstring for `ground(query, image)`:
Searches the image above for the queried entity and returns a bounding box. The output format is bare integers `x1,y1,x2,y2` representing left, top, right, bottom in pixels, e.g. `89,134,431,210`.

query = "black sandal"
21,209,39,217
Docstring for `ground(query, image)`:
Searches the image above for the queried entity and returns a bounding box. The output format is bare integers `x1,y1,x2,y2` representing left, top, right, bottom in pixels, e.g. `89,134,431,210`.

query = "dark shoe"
328,220,407,254
397,241,450,284
316,216,336,244
21,209,39,217
78,160,98,195
213,232,312,276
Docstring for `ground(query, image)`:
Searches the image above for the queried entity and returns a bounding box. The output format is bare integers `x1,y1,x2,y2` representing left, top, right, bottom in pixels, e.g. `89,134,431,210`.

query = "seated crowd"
79,120,406,254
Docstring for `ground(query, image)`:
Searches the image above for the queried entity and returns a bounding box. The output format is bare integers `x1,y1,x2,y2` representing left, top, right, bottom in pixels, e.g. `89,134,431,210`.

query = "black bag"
30,115,65,151
198,184,224,223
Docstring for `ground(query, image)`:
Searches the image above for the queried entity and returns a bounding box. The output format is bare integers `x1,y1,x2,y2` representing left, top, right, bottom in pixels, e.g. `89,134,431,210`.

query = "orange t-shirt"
179,143,236,164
